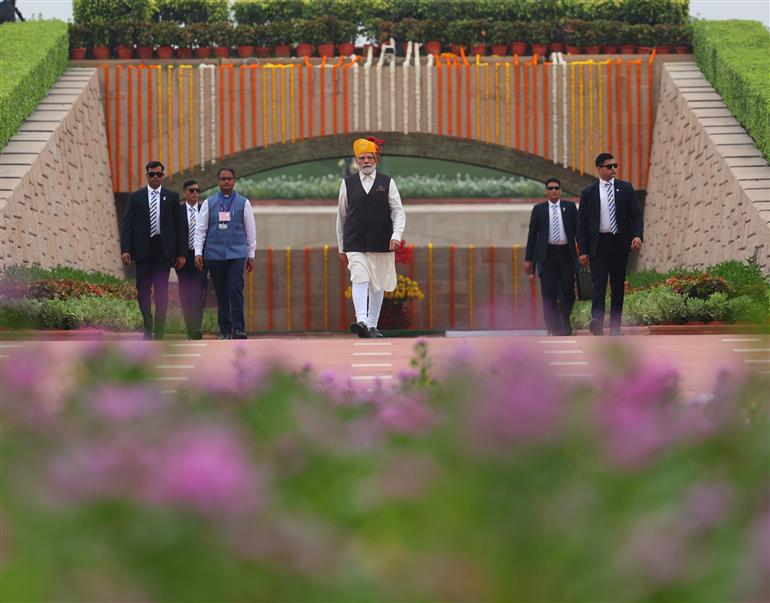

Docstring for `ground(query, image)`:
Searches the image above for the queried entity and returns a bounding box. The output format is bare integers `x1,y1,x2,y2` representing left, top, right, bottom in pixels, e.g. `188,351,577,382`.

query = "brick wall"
0,68,123,276
639,63,770,273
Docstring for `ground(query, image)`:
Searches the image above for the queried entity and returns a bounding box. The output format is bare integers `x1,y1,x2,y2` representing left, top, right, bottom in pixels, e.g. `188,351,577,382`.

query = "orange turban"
353,136,384,157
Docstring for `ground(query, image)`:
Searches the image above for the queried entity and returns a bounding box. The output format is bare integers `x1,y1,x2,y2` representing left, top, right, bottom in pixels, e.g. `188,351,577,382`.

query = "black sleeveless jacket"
342,172,393,252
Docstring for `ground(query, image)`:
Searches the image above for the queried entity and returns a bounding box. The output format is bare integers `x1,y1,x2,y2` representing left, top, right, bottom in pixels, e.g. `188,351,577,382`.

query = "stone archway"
164,132,597,196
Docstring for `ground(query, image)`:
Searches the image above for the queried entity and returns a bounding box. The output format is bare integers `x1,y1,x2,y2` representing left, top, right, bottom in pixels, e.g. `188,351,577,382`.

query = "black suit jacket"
120,187,186,262
577,178,643,258
525,200,578,264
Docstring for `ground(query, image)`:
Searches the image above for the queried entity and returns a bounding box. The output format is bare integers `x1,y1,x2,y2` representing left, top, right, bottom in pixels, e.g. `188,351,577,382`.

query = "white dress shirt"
194,194,257,257
336,169,406,253
547,200,567,245
599,177,616,233
147,185,162,236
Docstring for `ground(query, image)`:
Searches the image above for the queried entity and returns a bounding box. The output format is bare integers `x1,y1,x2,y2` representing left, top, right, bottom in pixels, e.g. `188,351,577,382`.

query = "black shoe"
142,332,153,341
610,327,623,336
561,328,573,336
190,329,203,340
350,321,369,338
368,327,384,338
218,333,232,340
233,331,248,339
588,319,604,336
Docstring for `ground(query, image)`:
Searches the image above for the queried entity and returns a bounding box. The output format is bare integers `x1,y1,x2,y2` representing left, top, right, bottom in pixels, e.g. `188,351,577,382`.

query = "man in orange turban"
336,137,406,338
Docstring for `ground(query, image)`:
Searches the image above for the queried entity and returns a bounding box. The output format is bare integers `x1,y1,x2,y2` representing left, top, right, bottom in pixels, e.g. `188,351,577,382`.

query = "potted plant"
549,20,565,53
582,21,603,54
296,18,320,57
488,21,510,56
335,19,357,57
633,24,655,54
670,24,691,53
652,24,672,54
455,18,488,56
593,20,619,54
209,21,233,58
234,24,254,57
268,21,294,57
395,18,422,55
111,20,134,59
187,23,211,58
617,22,635,54
68,23,89,60
562,19,586,55
446,20,468,56
154,21,180,59
421,18,444,55
527,21,552,57
252,24,271,58
90,20,111,60
176,26,193,59
375,19,398,47
134,21,155,59
509,21,528,56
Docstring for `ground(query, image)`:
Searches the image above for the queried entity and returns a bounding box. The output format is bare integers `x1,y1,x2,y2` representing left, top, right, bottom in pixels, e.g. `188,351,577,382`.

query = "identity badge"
219,211,231,222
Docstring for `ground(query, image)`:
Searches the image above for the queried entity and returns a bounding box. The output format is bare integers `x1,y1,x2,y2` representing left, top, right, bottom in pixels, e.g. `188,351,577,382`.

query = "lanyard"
218,191,236,214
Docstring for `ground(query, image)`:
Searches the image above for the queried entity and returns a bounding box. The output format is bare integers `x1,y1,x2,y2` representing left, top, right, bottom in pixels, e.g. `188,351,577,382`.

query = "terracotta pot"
295,43,314,57
237,45,254,57
337,42,355,56
549,42,565,53
674,45,690,54
362,44,379,57
116,45,133,59
70,47,87,60
584,45,601,54
531,43,548,56
491,43,508,56
635,45,652,54
254,45,271,58
602,44,618,54
177,47,193,59
423,40,441,55
511,41,527,55
274,44,291,58
213,46,230,58
92,46,110,60
565,45,583,55
450,43,465,55
619,44,635,54
470,44,487,56
655,45,672,54
156,45,174,59
317,42,335,57
195,46,212,58
137,46,154,59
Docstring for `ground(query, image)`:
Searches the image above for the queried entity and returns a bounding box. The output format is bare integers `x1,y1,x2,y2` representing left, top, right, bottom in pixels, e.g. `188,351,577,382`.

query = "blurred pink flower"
117,340,159,365
190,354,268,398
1,347,72,422
601,365,679,468
143,424,263,514
86,383,165,420
619,516,690,587
681,480,733,532
377,396,437,436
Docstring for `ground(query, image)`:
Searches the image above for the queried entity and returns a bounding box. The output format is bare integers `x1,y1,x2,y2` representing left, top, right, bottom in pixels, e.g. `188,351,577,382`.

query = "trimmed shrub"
0,21,68,150
73,0,155,22
666,274,733,299
708,259,769,302
0,298,43,329
0,264,125,286
155,0,229,23
728,295,767,324
705,291,729,322
693,20,770,161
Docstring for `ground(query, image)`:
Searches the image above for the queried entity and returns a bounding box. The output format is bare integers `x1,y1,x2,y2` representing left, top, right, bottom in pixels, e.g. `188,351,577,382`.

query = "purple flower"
86,383,165,420
681,480,733,532
619,516,690,587
143,424,263,514
377,396,437,436
190,354,268,398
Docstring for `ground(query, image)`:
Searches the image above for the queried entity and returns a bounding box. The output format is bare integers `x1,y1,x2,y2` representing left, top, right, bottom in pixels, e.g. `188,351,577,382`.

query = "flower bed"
571,259,770,329
0,338,767,601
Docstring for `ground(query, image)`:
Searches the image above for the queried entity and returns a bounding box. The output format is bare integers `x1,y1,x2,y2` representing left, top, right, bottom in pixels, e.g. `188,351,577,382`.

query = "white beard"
360,165,375,175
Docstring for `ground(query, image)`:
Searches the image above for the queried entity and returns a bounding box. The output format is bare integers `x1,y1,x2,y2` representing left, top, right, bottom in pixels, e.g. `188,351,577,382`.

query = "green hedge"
693,20,770,161
0,21,68,150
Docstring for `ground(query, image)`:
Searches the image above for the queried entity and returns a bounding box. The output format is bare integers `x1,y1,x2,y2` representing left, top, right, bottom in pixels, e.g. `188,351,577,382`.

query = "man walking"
577,153,643,336
176,180,207,339
525,178,578,336
194,167,256,340
120,161,186,340
336,136,405,338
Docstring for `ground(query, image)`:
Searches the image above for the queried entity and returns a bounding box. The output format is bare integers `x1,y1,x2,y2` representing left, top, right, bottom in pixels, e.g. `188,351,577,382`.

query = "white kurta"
336,170,406,292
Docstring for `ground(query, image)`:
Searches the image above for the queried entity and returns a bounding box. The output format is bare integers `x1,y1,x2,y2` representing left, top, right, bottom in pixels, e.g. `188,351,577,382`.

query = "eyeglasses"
600,163,618,169
147,171,164,177
546,186,560,191
218,176,235,181
186,188,200,193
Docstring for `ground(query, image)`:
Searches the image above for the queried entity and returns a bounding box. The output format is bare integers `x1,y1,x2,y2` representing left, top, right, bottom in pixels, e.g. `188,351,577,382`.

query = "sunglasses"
600,163,618,169
546,186,560,190
147,171,164,177
186,188,200,193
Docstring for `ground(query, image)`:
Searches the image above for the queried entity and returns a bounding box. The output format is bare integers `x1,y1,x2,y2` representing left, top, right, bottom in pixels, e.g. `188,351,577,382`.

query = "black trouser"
135,236,170,339
590,233,629,330
207,258,246,336
175,250,206,338
538,244,576,335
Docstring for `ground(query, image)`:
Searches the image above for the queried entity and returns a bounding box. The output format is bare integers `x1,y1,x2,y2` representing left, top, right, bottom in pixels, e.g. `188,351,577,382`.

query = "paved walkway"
2,334,768,397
